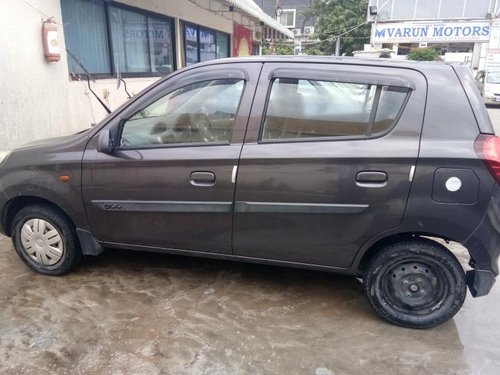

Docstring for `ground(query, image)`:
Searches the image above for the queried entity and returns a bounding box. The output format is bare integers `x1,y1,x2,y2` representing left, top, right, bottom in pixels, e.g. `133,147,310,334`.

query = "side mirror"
96,129,114,154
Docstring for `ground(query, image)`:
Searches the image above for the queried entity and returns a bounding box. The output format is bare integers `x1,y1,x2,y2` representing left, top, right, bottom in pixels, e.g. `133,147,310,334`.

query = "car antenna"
66,49,112,114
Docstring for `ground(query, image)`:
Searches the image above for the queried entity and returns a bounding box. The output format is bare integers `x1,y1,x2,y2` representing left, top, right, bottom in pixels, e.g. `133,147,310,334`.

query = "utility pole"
335,38,340,56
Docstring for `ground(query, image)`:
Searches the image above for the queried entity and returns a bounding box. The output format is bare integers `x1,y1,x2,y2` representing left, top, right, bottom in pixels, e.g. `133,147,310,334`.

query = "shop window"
464,0,491,18
60,0,110,74
217,33,230,59
415,0,440,19
200,29,216,62
439,0,466,18
61,0,175,77
392,0,416,20
184,23,230,66
377,0,394,21
278,9,296,28
376,0,491,21
185,25,199,66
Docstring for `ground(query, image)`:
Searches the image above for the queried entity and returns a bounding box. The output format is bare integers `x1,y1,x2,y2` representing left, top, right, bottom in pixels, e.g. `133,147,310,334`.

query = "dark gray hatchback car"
0,57,499,328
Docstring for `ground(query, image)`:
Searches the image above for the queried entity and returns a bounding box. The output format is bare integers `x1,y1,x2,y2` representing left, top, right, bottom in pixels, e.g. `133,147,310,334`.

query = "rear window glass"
262,78,410,141
373,86,409,135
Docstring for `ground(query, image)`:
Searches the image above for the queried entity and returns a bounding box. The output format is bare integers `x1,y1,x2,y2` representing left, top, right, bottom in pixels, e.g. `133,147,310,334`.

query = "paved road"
3,237,499,375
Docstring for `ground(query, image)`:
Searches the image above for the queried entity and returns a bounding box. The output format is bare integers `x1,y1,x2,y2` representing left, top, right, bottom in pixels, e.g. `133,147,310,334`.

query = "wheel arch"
354,232,461,276
2,196,75,236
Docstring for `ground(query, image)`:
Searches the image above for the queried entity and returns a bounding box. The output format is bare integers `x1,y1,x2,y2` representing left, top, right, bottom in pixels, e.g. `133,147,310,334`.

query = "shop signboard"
373,21,491,44
124,22,170,42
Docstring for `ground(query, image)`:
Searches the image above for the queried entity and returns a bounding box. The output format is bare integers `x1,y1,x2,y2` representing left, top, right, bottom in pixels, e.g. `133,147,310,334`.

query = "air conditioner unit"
292,28,302,37
304,26,315,35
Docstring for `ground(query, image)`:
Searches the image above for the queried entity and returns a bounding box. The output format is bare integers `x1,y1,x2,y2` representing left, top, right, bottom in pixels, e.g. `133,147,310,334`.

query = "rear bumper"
463,185,500,297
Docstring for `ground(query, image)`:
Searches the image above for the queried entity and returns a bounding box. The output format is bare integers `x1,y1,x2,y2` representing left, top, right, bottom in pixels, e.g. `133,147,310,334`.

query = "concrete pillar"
472,42,482,70
175,18,184,68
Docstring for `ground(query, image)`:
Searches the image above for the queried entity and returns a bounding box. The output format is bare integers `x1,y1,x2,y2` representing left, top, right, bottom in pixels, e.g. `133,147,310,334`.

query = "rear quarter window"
261,78,410,141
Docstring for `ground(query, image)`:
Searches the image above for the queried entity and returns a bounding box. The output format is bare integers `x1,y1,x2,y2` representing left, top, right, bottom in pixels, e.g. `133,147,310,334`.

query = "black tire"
11,204,82,275
363,239,467,329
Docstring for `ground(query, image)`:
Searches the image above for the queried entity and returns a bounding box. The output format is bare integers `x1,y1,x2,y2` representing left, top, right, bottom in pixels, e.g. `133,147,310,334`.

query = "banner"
233,24,252,57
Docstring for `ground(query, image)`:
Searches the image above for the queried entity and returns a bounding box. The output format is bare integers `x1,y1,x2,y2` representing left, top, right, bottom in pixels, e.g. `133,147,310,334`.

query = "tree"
262,40,294,55
407,47,440,61
303,0,370,56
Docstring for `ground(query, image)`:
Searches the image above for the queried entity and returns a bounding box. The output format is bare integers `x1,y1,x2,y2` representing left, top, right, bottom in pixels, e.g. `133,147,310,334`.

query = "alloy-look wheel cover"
20,219,64,266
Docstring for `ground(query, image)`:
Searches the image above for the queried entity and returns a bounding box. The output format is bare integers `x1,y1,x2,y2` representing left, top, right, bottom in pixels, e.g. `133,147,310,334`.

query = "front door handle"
190,171,216,186
356,171,388,187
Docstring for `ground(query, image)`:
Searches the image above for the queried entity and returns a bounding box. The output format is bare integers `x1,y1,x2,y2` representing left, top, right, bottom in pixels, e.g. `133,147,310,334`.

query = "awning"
223,0,294,38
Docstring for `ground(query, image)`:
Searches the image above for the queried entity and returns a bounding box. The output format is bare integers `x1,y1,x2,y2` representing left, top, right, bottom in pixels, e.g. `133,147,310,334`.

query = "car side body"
0,57,499,328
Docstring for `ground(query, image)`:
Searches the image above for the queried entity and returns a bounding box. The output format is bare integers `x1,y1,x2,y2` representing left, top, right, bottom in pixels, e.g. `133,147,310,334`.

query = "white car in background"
476,70,500,105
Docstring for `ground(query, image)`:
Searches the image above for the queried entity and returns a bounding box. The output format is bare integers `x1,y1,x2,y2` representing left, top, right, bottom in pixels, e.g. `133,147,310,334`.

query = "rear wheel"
363,239,466,329
11,204,82,275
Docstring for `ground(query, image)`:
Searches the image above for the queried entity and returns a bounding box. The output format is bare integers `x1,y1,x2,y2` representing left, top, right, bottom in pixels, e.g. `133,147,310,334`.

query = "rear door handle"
356,171,388,187
190,171,216,186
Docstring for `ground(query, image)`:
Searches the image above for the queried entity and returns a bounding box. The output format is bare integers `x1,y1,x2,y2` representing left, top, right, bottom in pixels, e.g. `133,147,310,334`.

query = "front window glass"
121,79,245,148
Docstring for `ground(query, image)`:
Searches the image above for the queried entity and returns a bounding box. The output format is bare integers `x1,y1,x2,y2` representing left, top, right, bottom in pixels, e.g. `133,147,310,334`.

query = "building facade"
260,0,317,53
367,0,500,69
0,0,291,151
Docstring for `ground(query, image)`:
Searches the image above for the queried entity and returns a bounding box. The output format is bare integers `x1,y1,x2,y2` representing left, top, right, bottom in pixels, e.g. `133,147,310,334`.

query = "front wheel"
363,239,467,329
11,204,82,275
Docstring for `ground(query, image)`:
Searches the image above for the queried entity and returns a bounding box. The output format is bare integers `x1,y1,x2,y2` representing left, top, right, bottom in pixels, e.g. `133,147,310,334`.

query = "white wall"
0,0,249,151
0,0,75,151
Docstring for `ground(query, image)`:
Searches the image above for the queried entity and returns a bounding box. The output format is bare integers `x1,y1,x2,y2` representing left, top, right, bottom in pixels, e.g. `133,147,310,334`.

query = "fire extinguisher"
42,18,61,62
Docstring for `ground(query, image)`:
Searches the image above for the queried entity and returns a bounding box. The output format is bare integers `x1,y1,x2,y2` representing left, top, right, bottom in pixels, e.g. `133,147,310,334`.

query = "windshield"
486,71,500,84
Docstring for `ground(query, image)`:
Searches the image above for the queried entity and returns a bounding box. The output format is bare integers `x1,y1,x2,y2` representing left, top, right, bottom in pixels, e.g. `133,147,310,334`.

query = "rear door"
233,63,427,267
82,63,261,254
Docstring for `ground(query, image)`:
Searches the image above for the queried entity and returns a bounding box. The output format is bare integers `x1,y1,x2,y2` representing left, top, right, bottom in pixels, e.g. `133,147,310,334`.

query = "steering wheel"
191,112,216,142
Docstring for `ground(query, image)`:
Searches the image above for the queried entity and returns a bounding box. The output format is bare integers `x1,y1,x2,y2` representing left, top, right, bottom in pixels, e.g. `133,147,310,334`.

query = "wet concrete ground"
1,234,499,375
1,109,499,374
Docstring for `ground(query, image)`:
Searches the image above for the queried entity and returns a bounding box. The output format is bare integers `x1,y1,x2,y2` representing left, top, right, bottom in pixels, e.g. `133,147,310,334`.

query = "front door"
82,63,261,254
233,63,427,267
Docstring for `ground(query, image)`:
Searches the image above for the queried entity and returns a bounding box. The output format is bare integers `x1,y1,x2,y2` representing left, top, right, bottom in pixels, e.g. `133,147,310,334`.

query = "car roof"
194,55,457,71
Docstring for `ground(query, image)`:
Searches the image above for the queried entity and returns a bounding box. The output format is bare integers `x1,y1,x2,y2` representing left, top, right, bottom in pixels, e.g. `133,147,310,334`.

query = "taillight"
475,134,500,184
